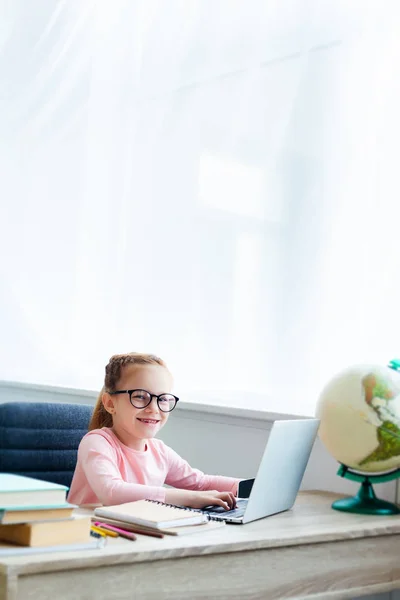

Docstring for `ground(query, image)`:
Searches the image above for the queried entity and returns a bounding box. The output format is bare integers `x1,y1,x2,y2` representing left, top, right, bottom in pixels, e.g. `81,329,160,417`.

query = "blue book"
0,474,68,508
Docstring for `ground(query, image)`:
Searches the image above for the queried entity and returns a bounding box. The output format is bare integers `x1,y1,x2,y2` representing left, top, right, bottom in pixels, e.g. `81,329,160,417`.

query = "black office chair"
0,401,92,488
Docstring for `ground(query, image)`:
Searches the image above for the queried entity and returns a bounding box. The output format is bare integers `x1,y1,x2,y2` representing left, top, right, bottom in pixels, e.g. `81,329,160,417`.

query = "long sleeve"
74,435,167,506
164,446,240,495
67,428,241,507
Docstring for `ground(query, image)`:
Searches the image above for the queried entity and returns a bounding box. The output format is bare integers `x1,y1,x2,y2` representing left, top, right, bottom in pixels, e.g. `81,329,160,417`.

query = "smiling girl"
68,353,239,510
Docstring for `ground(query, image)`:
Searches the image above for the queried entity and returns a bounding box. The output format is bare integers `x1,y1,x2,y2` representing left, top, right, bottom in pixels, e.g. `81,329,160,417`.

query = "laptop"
202,418,320,524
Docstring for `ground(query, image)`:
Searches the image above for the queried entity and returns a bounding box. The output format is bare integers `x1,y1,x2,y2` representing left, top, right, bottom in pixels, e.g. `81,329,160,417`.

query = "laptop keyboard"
203,498,248,519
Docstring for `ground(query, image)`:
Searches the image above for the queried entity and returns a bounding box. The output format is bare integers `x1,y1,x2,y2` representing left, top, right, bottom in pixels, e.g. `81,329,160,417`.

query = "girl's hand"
165,488,236,511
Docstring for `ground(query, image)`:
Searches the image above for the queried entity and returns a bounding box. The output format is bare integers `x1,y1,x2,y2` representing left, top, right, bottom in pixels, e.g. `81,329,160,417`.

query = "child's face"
103,364,173,449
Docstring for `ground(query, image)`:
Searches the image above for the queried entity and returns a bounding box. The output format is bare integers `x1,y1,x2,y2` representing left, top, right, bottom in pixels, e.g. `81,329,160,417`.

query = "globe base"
332,480,400,515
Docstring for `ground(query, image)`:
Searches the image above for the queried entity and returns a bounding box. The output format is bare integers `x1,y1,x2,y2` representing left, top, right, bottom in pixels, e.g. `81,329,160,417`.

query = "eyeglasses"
109,389,179,412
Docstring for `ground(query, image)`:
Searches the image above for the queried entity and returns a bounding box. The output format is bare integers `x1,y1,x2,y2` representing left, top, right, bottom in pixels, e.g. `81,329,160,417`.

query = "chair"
0,401,92,488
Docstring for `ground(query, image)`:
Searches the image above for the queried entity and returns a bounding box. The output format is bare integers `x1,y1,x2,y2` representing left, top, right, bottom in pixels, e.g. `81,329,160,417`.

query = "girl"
68,352,240,509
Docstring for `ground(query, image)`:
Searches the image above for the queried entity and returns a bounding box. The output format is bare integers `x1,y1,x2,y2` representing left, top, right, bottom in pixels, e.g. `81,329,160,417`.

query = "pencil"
92,525,119,538
132,528,163,539
95,522,137,540
90,526,106,538
94,521,164,540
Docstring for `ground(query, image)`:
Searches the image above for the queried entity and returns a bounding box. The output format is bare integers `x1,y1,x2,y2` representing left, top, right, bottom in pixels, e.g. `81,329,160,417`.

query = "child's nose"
144,397,160,412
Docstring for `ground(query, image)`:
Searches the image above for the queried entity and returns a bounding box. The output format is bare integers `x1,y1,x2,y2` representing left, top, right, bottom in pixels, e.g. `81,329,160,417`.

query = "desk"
0,491,399,600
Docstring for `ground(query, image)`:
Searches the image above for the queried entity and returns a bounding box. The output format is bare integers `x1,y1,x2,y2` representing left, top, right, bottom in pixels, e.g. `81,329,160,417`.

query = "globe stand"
333,465,400,515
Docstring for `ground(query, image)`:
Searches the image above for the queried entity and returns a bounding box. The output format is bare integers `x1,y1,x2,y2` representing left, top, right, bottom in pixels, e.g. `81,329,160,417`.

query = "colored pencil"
90,526,106,537
94,522,137,540
93,521,164,540
91,525,119,538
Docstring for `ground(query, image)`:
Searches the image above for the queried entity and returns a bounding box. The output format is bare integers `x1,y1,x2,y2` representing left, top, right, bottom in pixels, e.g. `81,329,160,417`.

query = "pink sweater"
68,427,239,506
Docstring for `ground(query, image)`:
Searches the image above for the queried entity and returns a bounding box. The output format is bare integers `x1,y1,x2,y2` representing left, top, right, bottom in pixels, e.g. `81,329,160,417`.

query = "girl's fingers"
220,492,235,508
212,498,230,510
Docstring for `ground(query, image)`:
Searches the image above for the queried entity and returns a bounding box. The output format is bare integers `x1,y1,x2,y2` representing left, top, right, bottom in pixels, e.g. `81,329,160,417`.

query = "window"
1,1,400,415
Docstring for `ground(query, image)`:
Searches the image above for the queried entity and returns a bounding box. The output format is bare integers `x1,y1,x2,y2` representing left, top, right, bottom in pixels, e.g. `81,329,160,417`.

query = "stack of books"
0,474,101,555
93,499,226,538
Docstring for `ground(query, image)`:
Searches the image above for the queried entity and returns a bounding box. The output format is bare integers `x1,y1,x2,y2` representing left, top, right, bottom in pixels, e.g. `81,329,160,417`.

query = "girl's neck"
111,426,147,452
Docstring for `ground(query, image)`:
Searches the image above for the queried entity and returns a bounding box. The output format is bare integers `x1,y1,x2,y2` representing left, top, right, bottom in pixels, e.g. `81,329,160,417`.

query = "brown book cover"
0,515,91,547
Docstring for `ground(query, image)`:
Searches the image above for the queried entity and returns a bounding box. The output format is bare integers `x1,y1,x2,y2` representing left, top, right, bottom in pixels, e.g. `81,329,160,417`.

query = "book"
0,515,91,547
0,537,105,556
92,515,226,536
0,504,76,525
94,499,209,529
0,474,68,508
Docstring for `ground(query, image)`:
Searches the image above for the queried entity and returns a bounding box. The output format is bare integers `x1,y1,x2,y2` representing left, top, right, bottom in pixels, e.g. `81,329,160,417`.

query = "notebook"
92,515,226,536
0,474,68,508
0,504,76,525
0,515,91,547
94,499,209,529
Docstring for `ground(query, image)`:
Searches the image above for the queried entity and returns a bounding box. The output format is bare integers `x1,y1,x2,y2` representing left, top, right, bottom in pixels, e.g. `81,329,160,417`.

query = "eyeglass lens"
129,390,176,412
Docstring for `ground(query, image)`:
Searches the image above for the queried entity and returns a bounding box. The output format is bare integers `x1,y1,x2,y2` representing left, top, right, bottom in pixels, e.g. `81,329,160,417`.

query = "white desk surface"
0,491,399,600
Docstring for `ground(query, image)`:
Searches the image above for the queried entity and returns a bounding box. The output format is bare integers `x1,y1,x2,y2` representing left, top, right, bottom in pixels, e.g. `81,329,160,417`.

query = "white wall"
0,381,398,600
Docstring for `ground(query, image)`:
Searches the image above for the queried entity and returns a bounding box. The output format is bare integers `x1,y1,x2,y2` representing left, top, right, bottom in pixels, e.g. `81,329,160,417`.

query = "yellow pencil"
90,525,107,537
91,525,118,538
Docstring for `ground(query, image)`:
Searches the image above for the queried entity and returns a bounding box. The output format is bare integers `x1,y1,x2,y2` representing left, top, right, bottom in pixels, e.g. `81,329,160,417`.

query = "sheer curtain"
1,0,400,414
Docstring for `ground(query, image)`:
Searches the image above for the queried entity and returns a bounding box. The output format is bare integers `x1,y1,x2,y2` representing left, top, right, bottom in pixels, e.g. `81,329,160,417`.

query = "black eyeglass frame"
109,389,179,412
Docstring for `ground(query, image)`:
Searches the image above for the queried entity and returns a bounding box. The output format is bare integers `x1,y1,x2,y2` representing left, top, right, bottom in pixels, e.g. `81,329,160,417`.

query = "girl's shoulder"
79,427,120,450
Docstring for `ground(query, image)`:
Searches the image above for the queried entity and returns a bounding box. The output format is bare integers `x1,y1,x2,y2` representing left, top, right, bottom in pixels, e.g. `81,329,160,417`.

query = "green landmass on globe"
357,373,400,467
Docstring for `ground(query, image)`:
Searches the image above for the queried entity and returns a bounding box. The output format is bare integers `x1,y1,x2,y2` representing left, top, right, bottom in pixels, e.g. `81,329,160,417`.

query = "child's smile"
136,416,161,426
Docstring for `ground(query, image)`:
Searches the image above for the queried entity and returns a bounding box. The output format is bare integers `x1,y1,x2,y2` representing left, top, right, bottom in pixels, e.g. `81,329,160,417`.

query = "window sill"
0,380,311,423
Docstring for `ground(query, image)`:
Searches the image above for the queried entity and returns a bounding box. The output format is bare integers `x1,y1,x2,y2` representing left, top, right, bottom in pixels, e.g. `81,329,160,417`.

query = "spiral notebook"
94,500,209,529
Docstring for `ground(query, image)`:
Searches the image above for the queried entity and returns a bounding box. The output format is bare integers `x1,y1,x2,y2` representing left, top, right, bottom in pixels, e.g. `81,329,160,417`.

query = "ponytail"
89,387,113,431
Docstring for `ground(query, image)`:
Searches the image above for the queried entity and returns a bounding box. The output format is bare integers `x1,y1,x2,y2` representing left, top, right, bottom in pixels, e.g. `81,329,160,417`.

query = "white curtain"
1,0,400,414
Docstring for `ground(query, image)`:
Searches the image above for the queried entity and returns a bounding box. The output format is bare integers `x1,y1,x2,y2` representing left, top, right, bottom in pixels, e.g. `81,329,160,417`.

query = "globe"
315,362,400,515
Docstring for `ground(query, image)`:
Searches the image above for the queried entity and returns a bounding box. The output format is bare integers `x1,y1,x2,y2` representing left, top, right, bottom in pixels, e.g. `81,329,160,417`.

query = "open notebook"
94,499,209,529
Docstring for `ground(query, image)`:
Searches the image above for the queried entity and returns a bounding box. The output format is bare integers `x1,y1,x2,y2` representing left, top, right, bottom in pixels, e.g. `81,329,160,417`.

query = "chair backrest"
0,402,92,488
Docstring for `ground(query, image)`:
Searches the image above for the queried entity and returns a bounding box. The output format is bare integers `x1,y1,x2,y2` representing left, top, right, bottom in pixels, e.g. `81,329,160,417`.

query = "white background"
2,1,400,415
